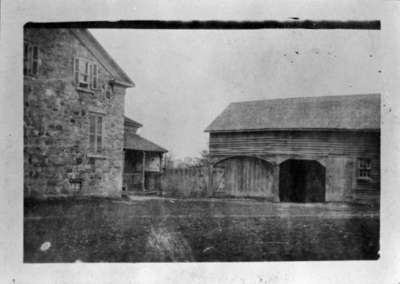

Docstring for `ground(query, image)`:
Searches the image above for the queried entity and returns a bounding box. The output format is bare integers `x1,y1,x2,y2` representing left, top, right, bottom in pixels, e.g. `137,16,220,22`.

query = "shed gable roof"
71,29,134,88
205,94,381,132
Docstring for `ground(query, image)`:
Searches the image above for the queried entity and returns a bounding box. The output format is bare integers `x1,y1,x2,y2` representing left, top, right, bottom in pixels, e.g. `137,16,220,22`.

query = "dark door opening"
279,159,326,202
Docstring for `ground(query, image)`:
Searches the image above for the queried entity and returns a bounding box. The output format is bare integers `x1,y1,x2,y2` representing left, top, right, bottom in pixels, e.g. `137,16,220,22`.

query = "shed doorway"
279,159,326,202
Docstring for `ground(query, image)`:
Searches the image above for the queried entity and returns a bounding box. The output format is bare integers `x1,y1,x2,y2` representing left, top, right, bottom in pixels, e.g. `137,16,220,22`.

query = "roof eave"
124,123,143,128
124,147,168,153
205,127,381,133
114,79,135,88
71,29,135,88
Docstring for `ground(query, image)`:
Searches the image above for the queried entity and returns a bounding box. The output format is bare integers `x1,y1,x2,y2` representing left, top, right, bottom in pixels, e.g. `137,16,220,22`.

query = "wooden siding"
123,150,162,192
145,172,162,192
123,173,142,192
209,130,380,203
214,156,273,198
161,167,210,197
209,131,379,157
123,150,143,191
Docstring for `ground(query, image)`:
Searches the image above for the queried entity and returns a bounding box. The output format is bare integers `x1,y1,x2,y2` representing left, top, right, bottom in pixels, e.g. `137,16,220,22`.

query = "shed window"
74,57,99,90
358,158,371,179
89,113,104,154
24,42,40,76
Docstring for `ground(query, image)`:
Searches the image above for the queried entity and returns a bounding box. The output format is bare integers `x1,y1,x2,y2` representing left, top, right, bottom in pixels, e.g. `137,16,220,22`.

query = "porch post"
122,149,125,192
159,153,163,195
208,163,214,197
142,151,146,192
272,163,280,202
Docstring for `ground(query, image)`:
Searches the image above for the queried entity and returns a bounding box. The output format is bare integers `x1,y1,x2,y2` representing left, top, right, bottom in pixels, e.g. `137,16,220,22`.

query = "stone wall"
24,28,128,198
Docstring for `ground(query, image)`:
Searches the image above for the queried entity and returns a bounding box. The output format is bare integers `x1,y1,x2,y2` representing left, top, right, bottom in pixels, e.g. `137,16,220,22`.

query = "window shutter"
23,42,28,75
74,58,80,84
32,46,39,75
83,61,89,84
27,45,33,75
91,64,98,89
89,63,93,87
97,67,101,88
96,116,103,153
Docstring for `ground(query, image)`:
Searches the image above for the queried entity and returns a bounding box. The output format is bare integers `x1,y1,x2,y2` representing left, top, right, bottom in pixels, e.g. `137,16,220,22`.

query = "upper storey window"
24,42,40,77
74,57,99,90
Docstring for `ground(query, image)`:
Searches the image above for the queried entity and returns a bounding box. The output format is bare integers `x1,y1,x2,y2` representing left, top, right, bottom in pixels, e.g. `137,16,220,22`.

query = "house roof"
124,116,143,128
71,29,135,88
205,94,381,133
124,132,168,153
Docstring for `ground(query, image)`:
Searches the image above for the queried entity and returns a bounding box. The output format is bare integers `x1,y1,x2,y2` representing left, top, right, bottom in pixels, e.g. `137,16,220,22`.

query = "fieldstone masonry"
24,28,129,198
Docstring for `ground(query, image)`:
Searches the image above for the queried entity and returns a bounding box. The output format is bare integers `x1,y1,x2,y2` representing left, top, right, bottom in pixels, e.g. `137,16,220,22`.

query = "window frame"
74,57,100,91
105,83,114,99
24,41,40,77
88,112,104,155
357,158,372,180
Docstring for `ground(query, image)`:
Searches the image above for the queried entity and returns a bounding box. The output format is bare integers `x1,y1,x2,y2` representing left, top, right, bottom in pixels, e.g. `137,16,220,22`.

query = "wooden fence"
161,166,213,197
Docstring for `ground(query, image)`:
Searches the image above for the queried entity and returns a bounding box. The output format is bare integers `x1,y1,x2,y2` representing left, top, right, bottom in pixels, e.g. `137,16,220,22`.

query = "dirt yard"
24,197,379,262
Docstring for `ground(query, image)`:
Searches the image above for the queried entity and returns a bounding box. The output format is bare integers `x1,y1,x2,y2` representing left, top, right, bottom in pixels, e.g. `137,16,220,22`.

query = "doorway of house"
279,159,326,202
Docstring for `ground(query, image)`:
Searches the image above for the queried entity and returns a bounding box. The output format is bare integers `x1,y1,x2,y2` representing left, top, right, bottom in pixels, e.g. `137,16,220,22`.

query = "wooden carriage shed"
205,94,381,205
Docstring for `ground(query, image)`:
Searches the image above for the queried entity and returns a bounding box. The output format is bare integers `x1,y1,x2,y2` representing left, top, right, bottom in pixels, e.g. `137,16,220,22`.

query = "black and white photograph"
1,0,400,283
23,21,381,262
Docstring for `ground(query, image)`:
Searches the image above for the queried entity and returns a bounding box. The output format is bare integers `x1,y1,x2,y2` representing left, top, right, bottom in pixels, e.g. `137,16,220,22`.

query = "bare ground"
24,197,379,262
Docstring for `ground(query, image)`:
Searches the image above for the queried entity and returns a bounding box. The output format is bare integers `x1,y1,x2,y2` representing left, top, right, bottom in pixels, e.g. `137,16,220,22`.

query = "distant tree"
193,150,211,167
175,157,196,169
164,150,211,169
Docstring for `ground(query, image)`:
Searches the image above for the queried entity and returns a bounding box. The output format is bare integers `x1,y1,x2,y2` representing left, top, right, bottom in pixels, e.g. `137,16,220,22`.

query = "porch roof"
124,133,168,153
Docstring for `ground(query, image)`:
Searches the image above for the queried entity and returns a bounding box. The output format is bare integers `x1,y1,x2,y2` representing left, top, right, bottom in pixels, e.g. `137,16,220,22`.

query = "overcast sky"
90,17,382,159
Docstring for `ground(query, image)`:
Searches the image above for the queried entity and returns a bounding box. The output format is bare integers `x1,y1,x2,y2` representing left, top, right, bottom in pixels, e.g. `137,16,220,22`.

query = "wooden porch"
123,117,168,195
123,149,163,195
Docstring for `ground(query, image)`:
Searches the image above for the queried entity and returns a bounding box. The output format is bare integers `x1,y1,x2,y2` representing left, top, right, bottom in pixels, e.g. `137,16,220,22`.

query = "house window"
74,57,99,90
105,83,113,99
89,113,104,154
24,42,40,76
358,158,372,179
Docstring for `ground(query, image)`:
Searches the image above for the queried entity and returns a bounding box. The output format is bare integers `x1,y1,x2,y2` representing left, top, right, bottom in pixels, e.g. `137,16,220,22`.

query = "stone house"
205,94,380,205
24,27,135,198
123,117,167,194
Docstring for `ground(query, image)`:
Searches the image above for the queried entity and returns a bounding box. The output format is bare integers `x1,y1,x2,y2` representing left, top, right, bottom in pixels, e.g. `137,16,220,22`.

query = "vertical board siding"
214,157,273,198
161,167,210,197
